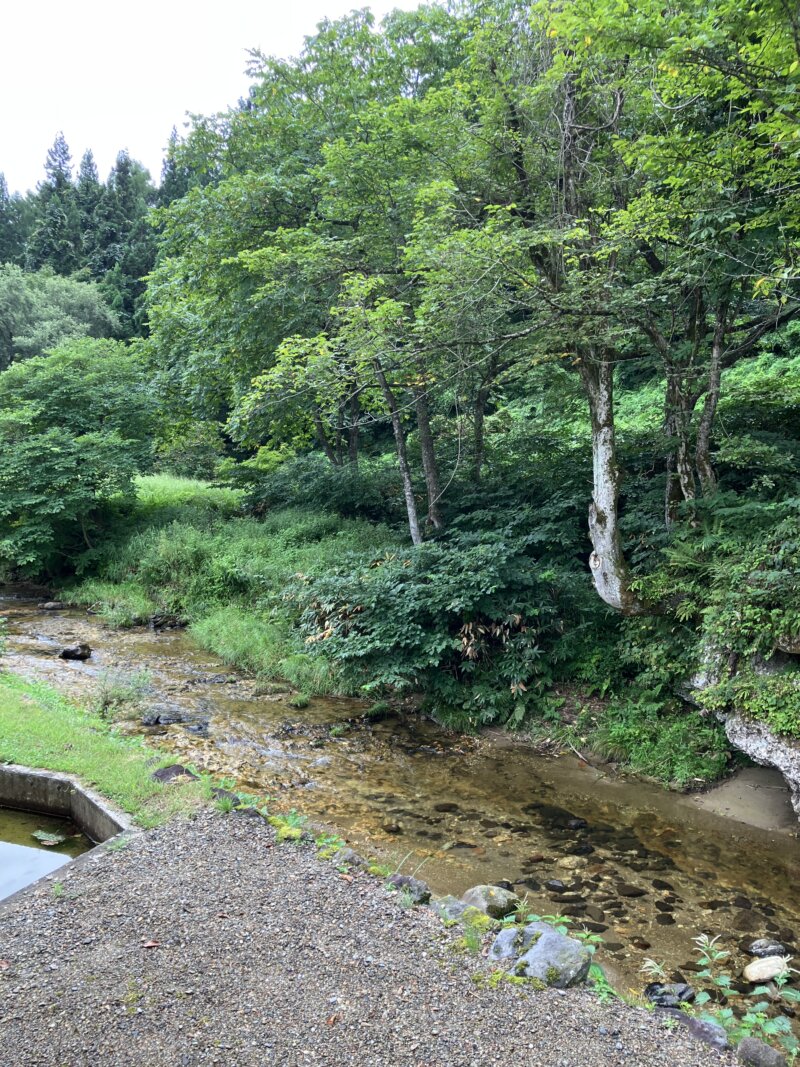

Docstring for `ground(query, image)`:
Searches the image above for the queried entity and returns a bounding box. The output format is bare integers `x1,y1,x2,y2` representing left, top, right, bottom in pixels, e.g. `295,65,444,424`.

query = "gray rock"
430,895,468,922
737,1036,788,1067
386,874,431,905
58,643,92,660
656,1008,729,1052
183,721,209,735
39,601,65,610
331,848,367,870
513,921,591,988
749,939,786,958
151,764,199,784
141,704,191,726
643,982,695,1008
488,926,523,962
461,884,520,919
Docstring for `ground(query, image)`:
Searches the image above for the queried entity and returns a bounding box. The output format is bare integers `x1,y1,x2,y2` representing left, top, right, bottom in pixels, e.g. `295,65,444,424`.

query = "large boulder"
687,650,800,820
488,926,523,962
461,884,520,919
512,921,592,988
722,714,800,819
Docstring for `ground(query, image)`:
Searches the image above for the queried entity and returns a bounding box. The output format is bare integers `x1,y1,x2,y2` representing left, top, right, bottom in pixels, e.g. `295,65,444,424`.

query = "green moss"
700,670,800,737
461,906,496,932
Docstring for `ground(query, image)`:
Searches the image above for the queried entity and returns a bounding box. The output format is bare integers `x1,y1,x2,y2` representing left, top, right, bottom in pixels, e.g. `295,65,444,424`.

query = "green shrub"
586,697,730,787
291,520,604,729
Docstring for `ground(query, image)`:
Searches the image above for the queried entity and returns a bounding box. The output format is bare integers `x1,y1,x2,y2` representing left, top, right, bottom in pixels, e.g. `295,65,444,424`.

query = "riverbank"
0,808,737,1067
0,672,208,827
54,472,738,791
3,594,800,1019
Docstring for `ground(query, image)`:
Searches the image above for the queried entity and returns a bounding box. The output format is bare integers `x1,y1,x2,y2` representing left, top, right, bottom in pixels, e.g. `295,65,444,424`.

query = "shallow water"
0,807,91,902
2,595,799,995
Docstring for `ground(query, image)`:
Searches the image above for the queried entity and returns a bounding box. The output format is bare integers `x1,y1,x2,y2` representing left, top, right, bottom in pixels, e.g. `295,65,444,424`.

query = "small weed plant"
91,669,152,720
643,934,800,1060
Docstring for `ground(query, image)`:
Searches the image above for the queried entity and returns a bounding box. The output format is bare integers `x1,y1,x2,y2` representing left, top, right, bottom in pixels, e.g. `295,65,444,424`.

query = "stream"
2,595,800,999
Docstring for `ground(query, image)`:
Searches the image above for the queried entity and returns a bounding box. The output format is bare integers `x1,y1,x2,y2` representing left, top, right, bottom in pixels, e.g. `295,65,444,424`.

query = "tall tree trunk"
335,402,345,466
664,369,696,511
663,404,684,526
413,384,444,531
581,354,648,615
473,352,503,482
695,304,729,496
312,407,339,467
374,359,422,546
348,394,360,467
474,381,489,484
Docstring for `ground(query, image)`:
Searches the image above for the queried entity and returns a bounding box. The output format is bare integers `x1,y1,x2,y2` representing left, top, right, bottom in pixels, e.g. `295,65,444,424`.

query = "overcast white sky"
1,0,424,194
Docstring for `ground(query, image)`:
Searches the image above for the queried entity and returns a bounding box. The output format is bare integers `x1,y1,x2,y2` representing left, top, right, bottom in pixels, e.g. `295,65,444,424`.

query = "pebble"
0,812,742,1067
617,883,647,898
743,956,791,983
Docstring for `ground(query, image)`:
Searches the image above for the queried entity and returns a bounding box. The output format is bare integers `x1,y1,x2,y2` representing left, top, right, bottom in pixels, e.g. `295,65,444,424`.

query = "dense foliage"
0,339,156,571
2,0,799,787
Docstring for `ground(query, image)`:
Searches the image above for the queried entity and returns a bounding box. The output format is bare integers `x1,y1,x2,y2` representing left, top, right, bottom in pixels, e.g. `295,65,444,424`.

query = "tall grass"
134,473,243,514
70,579,155,626
67,476,399,692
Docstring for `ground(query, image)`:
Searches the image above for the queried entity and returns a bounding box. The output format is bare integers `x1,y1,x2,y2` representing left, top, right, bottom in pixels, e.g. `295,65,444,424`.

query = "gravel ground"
0,811,736,1067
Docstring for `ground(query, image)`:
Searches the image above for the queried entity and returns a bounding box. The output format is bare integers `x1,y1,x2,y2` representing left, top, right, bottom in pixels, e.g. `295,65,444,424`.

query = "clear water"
0,807,91,902
2,595,799,995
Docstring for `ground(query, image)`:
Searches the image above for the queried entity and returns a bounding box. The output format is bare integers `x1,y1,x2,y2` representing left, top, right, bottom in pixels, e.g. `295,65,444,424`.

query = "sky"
0,0,424,194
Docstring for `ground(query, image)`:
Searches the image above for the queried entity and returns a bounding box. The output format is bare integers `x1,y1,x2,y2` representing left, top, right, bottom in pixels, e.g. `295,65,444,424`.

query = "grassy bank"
0,672,208,827
68,476,399,695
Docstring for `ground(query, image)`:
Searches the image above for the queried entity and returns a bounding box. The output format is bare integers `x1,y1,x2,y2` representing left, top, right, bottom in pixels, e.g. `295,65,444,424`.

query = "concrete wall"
0,764,130,843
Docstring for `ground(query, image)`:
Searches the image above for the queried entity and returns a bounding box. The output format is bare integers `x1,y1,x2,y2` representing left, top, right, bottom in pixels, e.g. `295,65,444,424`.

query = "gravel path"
0,811,735,1067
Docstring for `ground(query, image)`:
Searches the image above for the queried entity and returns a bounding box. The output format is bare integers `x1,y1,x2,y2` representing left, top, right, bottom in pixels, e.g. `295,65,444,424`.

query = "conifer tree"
75,150,104,263
158,128,192,206
26,133,82,274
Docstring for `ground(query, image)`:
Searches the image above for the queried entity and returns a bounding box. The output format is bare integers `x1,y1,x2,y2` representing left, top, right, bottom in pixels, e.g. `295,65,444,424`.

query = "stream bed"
2,595,800,998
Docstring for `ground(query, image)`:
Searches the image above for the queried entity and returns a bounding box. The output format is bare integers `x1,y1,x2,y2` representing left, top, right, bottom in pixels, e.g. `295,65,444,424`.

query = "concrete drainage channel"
0,764,131,907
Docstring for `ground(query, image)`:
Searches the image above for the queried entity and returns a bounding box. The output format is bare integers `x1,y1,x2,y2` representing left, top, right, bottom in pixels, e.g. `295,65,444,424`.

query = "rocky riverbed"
2,596,800,1020
0,810,739,1067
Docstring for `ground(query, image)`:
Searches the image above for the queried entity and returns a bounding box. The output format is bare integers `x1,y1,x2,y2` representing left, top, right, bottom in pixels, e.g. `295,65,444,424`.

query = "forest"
1,0,799,788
